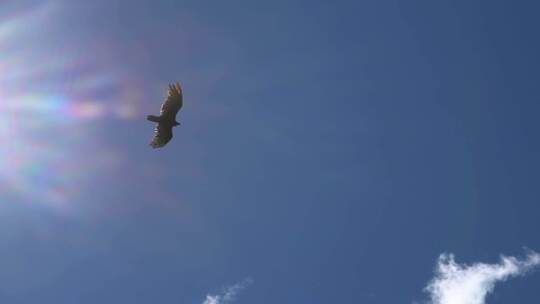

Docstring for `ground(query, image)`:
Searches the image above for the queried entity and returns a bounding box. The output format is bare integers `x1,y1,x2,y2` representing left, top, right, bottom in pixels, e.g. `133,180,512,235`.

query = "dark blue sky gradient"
1,0,540,303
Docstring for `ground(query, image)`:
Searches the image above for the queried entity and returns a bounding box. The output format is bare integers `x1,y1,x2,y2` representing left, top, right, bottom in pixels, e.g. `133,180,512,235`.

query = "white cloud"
425,250,540,304
202,278,253,304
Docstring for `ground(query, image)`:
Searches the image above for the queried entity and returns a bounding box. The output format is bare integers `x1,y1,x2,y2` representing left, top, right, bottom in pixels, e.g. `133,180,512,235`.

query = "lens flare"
0,2,144,210
0,93,103,208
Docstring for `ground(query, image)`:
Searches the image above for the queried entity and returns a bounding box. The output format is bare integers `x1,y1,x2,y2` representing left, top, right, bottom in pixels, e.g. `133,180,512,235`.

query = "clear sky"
1,1,540,303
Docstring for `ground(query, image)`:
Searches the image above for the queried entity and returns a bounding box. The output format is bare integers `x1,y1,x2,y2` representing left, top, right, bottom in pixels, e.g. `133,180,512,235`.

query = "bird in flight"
147,82,183,148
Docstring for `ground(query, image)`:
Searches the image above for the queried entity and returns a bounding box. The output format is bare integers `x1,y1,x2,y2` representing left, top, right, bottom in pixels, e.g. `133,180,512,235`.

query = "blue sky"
1,0,540,303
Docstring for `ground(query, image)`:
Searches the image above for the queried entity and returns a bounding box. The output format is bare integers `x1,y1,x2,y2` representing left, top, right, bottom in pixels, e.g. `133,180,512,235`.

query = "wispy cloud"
424,250,540,304
0,1,58,42
202,278,253,304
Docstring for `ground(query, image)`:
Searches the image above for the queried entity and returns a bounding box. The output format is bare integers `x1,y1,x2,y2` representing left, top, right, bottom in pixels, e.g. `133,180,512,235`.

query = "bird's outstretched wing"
160,82,183,119
150,123,173,148
148,82,182,148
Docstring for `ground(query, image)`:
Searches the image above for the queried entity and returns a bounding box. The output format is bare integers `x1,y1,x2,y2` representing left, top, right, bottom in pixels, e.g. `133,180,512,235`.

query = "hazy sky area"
1,1,540,303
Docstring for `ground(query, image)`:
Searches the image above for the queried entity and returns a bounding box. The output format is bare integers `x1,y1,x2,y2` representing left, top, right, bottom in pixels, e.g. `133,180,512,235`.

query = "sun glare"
0,2,142,209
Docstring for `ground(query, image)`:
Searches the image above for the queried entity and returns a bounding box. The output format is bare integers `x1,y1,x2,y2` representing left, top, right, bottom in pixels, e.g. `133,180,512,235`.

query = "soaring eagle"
147,82,183,148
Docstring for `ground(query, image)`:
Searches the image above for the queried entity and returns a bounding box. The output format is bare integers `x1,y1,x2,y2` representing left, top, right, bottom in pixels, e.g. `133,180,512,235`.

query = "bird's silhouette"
147,82,183,148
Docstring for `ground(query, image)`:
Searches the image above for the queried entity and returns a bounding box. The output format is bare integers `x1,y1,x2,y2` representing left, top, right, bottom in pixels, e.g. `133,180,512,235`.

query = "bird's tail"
146,115,162,123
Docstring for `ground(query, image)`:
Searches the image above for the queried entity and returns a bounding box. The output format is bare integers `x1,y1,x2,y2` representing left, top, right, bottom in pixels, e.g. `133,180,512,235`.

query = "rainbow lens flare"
0,2,143,209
